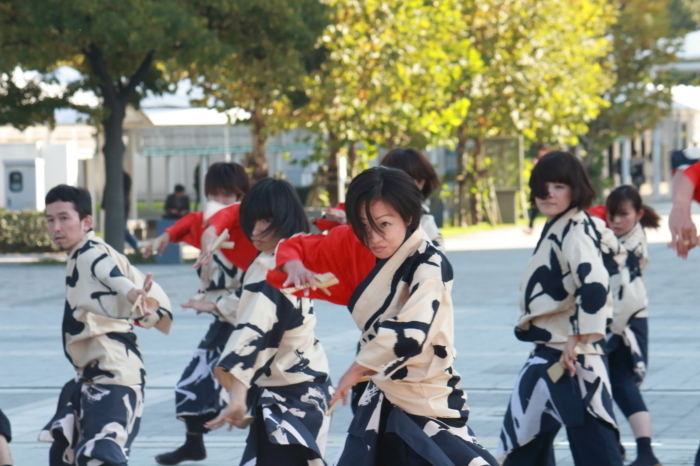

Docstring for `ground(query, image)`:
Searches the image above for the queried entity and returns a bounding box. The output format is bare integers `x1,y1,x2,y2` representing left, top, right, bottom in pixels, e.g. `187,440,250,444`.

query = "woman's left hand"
560,334,583,377
330,362,377,407
181,299,217,315
204,399,248,431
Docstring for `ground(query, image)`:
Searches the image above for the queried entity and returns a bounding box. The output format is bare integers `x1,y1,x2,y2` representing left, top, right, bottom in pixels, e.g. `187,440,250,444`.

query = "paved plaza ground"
3,203,700,465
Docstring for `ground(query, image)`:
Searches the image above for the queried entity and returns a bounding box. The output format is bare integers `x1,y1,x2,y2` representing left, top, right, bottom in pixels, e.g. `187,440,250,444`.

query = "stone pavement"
3,211,700,465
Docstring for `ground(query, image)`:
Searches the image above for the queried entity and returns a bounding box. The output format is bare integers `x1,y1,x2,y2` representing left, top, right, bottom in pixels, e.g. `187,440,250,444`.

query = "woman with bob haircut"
320,148,445,252
205,178,333,466
151,162,258,466
498,151,625,466
269,167,498,466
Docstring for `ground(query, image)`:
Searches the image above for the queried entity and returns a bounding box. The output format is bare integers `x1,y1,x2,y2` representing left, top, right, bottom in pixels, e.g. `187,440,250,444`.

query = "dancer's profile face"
45,201,93,252
535,182,572,221
251,219,281,254
359,200,410,259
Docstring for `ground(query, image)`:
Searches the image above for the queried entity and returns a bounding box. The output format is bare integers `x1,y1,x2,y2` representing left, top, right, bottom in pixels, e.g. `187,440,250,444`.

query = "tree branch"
84,43,119,108
123,51,154,102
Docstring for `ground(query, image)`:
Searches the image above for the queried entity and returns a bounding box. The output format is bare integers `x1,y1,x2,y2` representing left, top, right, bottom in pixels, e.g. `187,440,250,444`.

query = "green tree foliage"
293,0,478,203
187,0,331,183
580,0,684,188
0,0,329,251
452,0,616,225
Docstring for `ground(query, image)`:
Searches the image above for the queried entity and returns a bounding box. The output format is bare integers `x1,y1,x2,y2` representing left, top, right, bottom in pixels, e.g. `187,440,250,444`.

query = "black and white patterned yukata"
333,227,497,466
39,232,172,466
606,222,650,418
174,250,244,426
498,209,624,466
215,252,333,466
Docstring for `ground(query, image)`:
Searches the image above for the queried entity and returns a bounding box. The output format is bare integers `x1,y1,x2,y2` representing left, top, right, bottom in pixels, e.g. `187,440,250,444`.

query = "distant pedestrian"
164,184,191,219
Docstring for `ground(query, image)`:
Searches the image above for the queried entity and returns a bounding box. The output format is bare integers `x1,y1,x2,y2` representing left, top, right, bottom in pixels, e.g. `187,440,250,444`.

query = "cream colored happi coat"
609,222,648,335
64,231,172,386
215,252,330,390
351,226,464,419
193,251,243,325
517,208,625,355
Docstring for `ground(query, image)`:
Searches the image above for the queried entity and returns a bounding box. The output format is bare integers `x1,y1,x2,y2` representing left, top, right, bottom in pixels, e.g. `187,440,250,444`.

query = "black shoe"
155,433,206,465
628,455,662,466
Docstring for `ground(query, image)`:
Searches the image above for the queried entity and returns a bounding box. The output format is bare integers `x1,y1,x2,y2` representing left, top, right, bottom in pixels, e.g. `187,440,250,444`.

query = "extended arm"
669,170,698,258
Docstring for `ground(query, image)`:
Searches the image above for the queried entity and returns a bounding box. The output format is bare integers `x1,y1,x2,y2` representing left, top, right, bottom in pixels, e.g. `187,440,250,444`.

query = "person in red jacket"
270,167,498,466
145,163,255,466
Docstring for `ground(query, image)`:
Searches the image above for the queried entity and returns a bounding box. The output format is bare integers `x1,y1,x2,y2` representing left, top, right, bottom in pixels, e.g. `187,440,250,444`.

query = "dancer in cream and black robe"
273,167,497,466
151,162,255,465
215,252,332,465
498,152,624,466
593,185,663,466
205,178,333,466
40,228,171,466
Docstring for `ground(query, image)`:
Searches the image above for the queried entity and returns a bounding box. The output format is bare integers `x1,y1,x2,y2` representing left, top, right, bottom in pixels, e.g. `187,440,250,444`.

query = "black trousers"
252,407,309,466
503,412,622,466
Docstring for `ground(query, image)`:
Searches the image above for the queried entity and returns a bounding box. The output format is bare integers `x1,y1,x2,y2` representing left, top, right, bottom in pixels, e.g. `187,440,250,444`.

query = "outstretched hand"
282,261,319,297
181,299,217,315
669,206,697,259
194,227,218,269
143,233,170,258
126,273,155,316
204,399,248,431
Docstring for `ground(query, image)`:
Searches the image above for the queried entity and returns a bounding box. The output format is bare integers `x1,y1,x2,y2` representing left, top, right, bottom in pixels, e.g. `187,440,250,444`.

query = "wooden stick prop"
547,362,565,383
282,272,339,297
667,237,699,247
211,229,231,252
326,399,340,416
131,275,155,316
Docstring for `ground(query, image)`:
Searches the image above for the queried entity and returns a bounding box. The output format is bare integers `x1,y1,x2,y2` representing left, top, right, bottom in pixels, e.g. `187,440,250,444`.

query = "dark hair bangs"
205,162,250,198
379,148,440,198
345,167,423,246
606,185,641,217
45,184,92,219
606,185,661,229
529,151,596,209
239,178,309,241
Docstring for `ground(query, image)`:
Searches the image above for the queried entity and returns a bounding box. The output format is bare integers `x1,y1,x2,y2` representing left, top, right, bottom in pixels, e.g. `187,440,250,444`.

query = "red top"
267,224,376,306
587,205,608,226
201,203,259,271
165,212,207,249
683,161,700,204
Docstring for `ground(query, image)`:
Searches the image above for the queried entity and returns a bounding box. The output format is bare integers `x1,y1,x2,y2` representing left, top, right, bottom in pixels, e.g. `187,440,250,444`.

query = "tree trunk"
327,131,340,206
246,104,268,183
347,142,357,177
102,107,127,252
455,121,468,227
468,137,483,225
84,45,153,253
